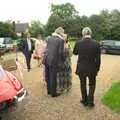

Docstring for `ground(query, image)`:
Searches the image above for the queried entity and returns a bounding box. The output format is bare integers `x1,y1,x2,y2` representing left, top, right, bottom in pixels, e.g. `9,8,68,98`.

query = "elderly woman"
44,27,66,97
56,35,72,94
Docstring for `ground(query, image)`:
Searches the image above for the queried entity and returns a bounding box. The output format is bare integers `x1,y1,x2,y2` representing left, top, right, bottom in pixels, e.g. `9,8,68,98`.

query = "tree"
99,10,111,39
88,15,105,40
0,21,13,37
109,10,120,40
29,21,44,37
46,3,79,36
110,24,120,40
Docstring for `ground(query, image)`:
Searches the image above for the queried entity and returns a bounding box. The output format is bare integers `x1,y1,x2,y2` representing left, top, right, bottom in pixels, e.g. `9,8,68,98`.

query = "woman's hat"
55,27,65,38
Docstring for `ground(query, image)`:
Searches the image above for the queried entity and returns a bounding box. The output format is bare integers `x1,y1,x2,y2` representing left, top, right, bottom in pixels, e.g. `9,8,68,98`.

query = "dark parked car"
100,40,120,54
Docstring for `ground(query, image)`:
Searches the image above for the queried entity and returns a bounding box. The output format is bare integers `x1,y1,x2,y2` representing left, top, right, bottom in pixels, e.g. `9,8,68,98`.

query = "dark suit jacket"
73,38,101,75
19,39,34,57
45,36,64,67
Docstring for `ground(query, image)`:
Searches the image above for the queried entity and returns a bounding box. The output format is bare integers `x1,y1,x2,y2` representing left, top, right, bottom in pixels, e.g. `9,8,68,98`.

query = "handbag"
33,51,40,60
33,55,39,60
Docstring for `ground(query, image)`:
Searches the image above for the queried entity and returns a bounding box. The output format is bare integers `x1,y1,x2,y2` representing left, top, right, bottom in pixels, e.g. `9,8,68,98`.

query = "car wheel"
101,49,107,54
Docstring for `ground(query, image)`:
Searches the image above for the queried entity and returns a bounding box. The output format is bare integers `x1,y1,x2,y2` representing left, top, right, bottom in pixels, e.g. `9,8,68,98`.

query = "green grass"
102,82,120,113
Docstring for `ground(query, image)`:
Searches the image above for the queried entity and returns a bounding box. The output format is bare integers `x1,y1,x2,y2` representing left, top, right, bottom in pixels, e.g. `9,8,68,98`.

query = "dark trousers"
79,73,96,104
45,64,57,96
25,52,31,70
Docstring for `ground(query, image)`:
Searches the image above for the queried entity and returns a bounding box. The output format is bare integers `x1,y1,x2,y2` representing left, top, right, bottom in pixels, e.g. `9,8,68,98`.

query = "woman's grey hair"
82,27,92,36
55,27,65,36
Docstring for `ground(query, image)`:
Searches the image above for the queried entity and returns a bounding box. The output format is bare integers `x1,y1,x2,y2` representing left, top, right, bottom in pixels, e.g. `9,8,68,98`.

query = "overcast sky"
0,0,120,24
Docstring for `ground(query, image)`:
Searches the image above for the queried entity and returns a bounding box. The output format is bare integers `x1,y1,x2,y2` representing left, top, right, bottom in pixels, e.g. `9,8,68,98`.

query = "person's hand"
65,43,68,48
40,77,46,86
35,50,38,55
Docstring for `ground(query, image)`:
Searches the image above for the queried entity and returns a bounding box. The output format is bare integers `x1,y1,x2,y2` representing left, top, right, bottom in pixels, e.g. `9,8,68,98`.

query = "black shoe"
27,69,30,72
80,100,88,106
47,92,50,95
87,103,95,108
51,93,61,97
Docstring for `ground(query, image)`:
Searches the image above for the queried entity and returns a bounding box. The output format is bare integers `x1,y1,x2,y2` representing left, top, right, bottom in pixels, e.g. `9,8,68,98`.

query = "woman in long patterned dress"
56,36,72,94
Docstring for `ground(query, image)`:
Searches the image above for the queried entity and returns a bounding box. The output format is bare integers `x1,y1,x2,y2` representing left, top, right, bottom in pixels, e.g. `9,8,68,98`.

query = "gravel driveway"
1,54,120,120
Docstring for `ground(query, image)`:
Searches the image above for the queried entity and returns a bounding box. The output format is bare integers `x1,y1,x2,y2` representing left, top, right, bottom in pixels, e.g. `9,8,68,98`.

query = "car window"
115,41,120,46
103,41,114,46
0,38,4,43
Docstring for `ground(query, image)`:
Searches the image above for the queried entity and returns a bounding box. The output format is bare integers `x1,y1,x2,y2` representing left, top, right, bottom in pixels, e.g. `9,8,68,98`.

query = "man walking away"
73,27,101,108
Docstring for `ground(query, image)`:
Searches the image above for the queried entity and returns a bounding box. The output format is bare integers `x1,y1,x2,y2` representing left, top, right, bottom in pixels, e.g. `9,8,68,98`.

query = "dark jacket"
73,38,101,75
45,36,64,67
19,39,34,55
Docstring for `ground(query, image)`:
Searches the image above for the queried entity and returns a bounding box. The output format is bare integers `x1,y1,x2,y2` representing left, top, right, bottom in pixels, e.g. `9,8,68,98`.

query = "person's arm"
18,40,25,53
95,43,101,72
58,39,64,56
73,41,79,55
35,41,38,51
31,39,35,52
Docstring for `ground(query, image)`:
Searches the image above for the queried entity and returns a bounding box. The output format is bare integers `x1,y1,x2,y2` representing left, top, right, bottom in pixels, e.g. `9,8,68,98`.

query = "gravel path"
1,54,120,120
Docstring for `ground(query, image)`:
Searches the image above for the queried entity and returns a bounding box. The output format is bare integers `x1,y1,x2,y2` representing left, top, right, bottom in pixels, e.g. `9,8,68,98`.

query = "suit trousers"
25,52,31,70
79,73,96,104
45,64,57,96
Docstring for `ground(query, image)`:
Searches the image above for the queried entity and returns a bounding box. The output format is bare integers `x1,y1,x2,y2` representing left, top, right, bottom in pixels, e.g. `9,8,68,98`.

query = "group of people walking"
19,26,101,108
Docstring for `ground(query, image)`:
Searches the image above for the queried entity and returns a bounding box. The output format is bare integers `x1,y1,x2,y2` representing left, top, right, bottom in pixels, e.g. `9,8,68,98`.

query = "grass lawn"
102,82,120,113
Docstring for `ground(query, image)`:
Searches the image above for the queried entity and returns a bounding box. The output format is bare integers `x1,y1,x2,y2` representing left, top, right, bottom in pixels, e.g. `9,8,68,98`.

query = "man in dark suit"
45,27,65,97
73,27,101,108
19,32,34,72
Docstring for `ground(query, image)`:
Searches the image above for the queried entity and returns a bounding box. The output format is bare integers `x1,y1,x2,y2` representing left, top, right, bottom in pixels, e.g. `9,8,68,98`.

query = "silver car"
0,37,13,52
